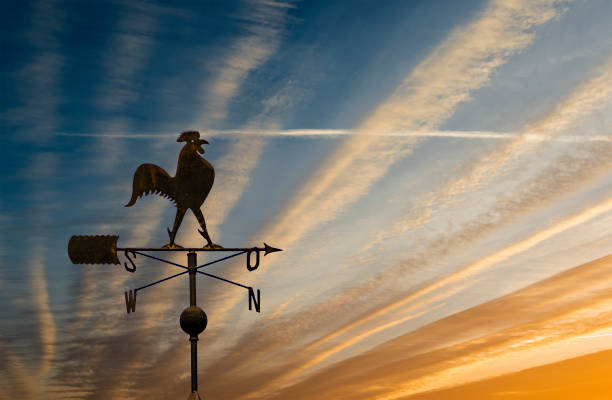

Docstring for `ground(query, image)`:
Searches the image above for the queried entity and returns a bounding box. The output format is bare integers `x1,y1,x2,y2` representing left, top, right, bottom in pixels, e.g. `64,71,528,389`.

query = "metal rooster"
125,131,221,249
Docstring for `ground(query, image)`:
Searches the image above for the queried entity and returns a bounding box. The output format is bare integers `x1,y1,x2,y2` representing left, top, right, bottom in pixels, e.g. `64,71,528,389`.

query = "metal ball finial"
180,306,207,336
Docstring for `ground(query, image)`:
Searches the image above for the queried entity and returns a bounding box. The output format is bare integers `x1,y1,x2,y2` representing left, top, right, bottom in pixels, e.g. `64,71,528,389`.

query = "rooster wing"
125,163,177,207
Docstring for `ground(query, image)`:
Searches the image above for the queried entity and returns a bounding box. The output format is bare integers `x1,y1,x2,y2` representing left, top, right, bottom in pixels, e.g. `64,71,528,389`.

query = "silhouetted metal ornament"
67,131,284,399
125,130,220,249
180,306,207,336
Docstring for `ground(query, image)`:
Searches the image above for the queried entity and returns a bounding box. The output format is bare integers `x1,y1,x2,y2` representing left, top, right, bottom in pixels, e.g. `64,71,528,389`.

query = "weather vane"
67,131,282,400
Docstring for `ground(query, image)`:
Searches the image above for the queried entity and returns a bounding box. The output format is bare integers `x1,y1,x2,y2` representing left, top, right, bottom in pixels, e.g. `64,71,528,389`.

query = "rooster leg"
163,207,186,249
193,208,222,249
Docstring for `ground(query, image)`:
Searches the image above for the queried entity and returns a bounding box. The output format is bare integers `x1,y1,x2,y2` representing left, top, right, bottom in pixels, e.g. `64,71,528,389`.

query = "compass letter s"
124,290,137,313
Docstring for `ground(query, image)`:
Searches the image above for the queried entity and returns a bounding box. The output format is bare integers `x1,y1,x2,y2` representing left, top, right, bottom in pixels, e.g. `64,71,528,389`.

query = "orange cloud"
403,348,612,400
260,254,612,399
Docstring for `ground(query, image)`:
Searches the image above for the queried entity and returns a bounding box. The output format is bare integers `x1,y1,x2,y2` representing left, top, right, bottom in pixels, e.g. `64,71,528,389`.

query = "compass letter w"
124,290,137,314
248,287,260,313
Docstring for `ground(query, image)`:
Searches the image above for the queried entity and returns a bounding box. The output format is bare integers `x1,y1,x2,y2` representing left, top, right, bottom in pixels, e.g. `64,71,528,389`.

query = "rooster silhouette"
125,131,221,249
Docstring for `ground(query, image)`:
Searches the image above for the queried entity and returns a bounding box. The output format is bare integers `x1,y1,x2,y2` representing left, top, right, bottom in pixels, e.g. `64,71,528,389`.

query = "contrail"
56,130,611,141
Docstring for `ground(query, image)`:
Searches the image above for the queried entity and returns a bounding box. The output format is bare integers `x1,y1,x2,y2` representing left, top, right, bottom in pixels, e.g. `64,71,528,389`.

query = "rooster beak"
196,139,207,154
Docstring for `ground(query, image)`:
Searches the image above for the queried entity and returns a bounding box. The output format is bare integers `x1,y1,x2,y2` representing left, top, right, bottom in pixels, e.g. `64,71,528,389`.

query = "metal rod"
191,337,198,394
196,250,246,270
196,270,250,290
117,247,263,252
132,251,187,269
134,270,189,292
188,252,197,306
187,251,198,394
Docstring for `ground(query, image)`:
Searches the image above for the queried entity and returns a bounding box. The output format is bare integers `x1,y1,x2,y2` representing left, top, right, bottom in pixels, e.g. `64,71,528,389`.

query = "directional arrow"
263,242,282,256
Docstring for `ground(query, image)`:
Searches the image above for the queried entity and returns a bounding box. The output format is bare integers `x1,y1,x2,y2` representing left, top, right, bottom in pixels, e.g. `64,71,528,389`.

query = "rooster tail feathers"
125,163,176,206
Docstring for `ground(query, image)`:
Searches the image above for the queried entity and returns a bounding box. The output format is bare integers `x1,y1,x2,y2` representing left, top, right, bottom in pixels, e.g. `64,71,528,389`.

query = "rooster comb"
177,130,200,142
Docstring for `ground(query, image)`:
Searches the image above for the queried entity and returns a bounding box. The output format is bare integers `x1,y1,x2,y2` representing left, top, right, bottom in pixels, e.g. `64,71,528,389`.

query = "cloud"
263,254,612,399
389,348,612,400
437,56,612,206
29,245,56,380
89,2,164,173
181,135,610,398
5,0,64,142
61,4,190,376
0,0,64,391
256,0,573,262
295,55,612,370
198,0,576,371
227,194,608,397
94,1,173,112
272,174,612,381
132,252,612,399
124,124,611,398
204,135,267,239
194,0,296,128
0,339,38,398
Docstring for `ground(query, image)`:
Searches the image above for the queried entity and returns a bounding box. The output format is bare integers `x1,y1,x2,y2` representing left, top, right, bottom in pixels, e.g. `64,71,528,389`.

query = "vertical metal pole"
189,252,197,306
188,252,198,394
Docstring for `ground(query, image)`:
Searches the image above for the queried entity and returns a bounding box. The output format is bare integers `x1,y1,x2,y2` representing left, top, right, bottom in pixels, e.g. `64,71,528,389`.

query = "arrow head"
263,243,282,256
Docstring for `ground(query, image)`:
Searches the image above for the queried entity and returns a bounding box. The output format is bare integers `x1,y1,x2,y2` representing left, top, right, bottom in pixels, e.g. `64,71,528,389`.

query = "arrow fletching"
68,235,120,264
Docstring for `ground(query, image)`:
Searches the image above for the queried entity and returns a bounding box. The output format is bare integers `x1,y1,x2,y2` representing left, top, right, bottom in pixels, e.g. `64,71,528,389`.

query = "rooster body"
125,131,220,249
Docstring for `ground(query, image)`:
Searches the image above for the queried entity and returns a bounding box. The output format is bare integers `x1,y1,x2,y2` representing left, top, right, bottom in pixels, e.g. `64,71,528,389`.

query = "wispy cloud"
362,56,612,259
264,157,612,387
213,0,576,357
53,155,172,398
29,246,56,381
90,2,163,173
95,8,308,396
193,0,296,128
6,0,64,141
94,6,158,112
237,35,612,390
64,1,179,352
50,6,167,390
135,249,612,399
224,194,608,397
264,254,612,399
0,340,36,398
257,0,573,259
188,0,298,235
205,58,612,397
0,0,64,392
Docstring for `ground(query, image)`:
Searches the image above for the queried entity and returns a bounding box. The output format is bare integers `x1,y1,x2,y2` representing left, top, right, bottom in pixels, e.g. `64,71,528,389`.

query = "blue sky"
1,0,612,399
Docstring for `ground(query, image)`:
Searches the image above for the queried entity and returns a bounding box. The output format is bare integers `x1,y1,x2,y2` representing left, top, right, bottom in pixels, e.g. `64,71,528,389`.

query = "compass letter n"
248,287,260,313
124,290,137,314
